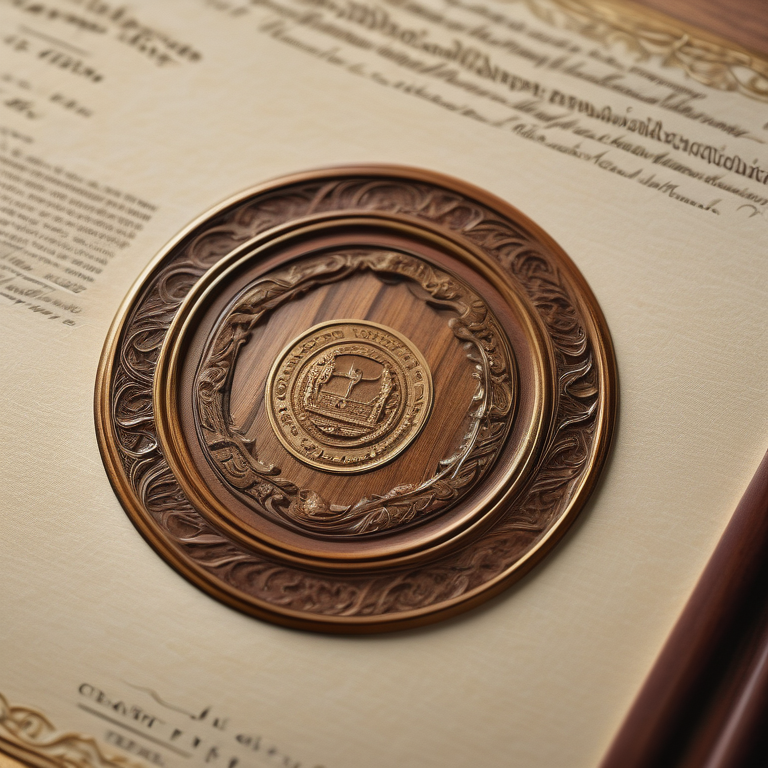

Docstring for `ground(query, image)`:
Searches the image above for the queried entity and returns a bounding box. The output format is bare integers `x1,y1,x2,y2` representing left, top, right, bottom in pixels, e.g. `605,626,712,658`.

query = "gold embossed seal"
265,320,432,473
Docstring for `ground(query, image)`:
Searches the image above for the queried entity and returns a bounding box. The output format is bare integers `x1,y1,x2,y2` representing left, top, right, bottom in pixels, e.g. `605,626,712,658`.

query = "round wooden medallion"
95,166,617,632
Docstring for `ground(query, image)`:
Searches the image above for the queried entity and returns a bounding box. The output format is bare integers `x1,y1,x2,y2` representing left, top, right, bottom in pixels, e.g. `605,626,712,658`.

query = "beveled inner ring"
154,213,553,570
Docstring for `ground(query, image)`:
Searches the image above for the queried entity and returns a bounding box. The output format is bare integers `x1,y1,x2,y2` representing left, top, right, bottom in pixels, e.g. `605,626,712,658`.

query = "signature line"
19,25,91,56
77,704,192,758
123,682,199,719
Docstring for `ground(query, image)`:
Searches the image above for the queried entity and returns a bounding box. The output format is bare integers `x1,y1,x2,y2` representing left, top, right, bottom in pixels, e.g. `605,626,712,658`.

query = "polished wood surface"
168,237,531,563
596,3,768,767
630,0,768,56
202,273,475,504
600,451,768,768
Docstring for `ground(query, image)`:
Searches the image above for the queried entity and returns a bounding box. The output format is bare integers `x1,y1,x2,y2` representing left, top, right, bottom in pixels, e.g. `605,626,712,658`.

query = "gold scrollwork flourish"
194,250,515,535
509,0,768,101
0,693,140,768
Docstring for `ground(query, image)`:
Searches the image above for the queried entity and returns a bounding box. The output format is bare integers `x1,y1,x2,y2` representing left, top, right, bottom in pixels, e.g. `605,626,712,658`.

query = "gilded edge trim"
504,0,768,101
0,693,143,768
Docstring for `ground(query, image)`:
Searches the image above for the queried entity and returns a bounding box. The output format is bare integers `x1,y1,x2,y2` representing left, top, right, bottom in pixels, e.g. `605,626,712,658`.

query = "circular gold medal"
264,320,433,473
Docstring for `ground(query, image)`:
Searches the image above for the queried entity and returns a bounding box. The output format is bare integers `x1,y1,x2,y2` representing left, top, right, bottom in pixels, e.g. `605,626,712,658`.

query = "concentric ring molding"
95,165,617,633
155,216,533,568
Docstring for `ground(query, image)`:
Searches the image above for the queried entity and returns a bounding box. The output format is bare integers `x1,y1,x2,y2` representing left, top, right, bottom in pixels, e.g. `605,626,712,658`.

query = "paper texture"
0,1,766,766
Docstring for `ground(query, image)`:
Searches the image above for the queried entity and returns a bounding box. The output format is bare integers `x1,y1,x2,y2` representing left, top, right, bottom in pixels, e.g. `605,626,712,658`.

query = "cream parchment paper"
0,1,766,767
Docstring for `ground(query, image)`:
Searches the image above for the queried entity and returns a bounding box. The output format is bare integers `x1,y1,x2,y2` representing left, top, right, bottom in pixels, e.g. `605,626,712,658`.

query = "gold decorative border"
0,693,142,768
507,0,768,101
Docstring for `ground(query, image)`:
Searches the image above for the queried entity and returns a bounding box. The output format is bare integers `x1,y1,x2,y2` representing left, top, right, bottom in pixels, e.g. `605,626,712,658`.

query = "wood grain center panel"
229,272,475,506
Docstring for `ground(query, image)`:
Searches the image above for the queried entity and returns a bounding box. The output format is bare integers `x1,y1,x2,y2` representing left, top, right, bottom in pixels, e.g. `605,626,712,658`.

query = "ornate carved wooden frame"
95,165,617,632
194,251,515,535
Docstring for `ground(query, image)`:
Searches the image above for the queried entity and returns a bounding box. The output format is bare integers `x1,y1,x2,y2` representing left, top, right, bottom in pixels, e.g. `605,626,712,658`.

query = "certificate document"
0,0,766,766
